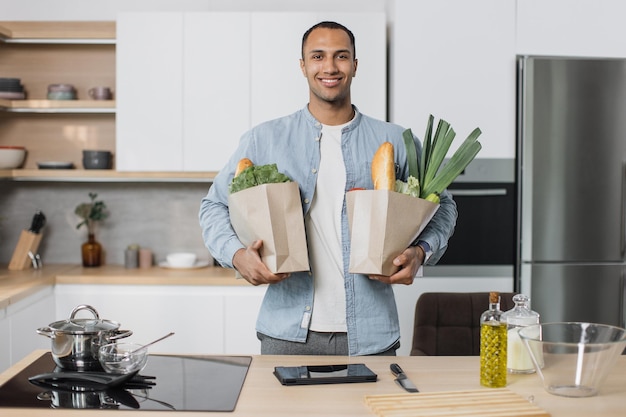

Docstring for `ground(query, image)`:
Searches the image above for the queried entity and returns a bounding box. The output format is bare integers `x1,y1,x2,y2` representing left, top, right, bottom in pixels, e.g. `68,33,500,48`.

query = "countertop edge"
0,264,243,309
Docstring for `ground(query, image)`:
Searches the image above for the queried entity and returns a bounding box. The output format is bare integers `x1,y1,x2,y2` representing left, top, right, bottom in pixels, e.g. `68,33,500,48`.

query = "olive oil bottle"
480,291,507,387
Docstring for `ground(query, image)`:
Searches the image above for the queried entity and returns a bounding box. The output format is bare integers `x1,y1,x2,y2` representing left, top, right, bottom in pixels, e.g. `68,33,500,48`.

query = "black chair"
410,292,516,356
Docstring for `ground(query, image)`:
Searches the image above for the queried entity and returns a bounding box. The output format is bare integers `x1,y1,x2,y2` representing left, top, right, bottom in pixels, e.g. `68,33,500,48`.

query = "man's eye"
312,54,322,60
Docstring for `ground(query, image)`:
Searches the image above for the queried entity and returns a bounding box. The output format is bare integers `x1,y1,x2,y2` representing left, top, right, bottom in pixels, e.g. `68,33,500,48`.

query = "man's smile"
319,77,342,87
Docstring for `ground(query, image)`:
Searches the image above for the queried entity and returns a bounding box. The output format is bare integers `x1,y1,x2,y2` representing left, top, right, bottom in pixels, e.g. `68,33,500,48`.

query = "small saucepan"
37,305,132,371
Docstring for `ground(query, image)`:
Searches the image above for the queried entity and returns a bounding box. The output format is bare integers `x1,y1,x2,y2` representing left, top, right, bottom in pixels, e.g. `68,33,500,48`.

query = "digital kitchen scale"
0,352,251,411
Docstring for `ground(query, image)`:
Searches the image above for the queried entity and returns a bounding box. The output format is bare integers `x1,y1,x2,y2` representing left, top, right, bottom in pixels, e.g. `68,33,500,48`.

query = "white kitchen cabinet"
0,310,9,372
516,0,626,58
7,287,55,366
54,284,266,355
117,12,386,172
183,13,251,172
116,13,184,171
391,0,516,159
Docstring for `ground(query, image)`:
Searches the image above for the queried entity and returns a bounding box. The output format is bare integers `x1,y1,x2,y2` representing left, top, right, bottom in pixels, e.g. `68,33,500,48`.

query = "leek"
413,115,482,199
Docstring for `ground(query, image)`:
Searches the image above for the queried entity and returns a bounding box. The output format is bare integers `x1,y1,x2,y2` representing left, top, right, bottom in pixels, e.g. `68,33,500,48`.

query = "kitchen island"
0,350,624,416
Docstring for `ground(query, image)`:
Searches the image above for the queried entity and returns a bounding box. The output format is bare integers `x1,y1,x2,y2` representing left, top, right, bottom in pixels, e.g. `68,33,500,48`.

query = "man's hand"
368,245,425,285
232,240,291,285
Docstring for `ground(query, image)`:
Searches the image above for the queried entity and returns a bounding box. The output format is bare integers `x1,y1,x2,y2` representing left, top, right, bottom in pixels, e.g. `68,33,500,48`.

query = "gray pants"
257,331,398,356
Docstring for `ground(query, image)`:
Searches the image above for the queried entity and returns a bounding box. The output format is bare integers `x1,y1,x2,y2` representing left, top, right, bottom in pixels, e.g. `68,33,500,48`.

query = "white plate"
158,260,210,270
37,161,75,169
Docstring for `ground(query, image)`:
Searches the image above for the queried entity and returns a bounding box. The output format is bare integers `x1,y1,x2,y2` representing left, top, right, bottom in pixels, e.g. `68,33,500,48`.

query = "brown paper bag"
228,181,310,273
347,190,439,276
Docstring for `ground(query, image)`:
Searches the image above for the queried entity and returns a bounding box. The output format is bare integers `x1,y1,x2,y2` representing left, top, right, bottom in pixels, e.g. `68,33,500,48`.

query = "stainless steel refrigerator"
517,56,626,328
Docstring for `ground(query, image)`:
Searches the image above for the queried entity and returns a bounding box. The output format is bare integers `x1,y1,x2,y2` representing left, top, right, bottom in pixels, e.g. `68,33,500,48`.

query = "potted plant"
75,192,109,267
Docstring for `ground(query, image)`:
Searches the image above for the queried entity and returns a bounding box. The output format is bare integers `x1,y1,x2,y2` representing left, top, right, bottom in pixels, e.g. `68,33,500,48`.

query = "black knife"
390,363,419,393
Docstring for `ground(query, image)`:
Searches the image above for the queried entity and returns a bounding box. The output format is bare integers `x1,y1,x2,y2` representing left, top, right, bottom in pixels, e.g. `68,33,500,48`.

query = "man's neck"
308,100,355,126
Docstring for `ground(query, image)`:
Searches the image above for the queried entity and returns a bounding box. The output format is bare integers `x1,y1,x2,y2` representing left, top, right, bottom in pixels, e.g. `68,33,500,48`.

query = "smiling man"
199,21,457,356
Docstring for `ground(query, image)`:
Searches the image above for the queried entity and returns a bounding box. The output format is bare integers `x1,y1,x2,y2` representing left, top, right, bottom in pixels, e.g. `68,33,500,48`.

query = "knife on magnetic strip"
390,363,419,393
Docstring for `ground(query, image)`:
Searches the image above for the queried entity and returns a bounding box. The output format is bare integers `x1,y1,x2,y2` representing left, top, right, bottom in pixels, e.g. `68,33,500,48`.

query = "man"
199,21,457,356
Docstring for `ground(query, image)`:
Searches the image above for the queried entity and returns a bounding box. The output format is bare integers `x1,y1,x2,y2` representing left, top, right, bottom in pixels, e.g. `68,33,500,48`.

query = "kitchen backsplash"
0,182,213,266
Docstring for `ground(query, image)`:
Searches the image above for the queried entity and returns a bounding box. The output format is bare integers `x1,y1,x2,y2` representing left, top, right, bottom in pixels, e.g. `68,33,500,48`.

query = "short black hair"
301,21,356,60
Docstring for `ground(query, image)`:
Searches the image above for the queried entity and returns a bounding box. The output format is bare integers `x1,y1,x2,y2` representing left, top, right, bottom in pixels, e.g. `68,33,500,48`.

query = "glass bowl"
519,322,626,397
98,343,148,374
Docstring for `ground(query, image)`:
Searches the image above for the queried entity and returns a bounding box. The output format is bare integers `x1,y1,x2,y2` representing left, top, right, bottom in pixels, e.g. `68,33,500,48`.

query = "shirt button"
311,168,317,174
305,306,311,311
315,136,321,142
304,198,310,204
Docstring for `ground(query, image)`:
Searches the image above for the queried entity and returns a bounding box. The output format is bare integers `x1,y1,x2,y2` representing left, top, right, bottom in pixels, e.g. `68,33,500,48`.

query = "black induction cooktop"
0,352,251,411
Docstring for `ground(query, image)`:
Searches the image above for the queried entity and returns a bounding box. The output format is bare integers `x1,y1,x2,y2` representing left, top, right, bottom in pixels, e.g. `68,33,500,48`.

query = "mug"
88,86,112,100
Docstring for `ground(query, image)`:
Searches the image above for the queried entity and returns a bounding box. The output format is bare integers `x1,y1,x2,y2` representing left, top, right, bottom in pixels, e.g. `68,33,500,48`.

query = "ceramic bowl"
82,150,112,169
166,252,197,268
0,146,26,169
99,343,148,375
47,83,75,93
519,322,626,397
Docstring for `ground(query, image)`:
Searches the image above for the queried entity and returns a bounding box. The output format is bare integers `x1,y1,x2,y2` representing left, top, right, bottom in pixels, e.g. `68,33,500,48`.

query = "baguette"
371,142,395,190
235,158,254,177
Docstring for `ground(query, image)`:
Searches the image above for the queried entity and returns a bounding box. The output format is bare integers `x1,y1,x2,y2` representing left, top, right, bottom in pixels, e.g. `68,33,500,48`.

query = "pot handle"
69,304,100,320
36,327,55,338
109,329,133,341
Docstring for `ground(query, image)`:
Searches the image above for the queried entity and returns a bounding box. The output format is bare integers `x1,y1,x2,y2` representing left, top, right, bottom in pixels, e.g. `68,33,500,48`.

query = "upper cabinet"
391,0,517,159
516,0,626,58
116,12,386,172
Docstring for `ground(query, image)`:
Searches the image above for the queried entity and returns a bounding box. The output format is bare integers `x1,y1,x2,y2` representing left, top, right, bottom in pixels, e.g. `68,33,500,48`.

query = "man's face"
300,27,358,106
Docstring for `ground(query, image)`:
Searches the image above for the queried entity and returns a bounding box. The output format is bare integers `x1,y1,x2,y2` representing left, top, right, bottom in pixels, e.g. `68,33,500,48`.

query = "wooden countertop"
0,350,624,416
0,264,241,309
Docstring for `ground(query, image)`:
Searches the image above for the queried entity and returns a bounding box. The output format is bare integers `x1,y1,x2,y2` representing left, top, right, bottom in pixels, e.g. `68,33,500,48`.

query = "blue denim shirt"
199,105,457,355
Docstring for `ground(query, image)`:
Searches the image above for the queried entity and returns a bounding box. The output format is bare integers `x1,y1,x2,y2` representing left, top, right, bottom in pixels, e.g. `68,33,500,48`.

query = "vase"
81,231,102,267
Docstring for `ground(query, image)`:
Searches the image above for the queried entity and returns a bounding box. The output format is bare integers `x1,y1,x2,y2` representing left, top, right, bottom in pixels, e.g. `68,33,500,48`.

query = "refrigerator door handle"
448,188,508,197
621,271,626,329
622,162,626,258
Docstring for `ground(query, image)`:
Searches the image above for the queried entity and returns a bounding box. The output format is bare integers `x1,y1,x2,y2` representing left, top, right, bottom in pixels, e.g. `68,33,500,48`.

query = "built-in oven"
429,159,517,276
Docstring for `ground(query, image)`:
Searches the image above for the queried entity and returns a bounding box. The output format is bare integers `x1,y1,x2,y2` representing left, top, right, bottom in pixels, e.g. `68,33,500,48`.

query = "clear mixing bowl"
98,342,148,375
519,322,626,397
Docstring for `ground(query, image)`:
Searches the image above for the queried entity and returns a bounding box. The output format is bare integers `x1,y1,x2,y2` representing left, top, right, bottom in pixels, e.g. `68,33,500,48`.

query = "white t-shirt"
306,121,350,332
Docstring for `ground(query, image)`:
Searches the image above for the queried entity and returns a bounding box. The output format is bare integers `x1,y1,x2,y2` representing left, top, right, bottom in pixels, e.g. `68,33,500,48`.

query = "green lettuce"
395,175,420,198
229,163,292,194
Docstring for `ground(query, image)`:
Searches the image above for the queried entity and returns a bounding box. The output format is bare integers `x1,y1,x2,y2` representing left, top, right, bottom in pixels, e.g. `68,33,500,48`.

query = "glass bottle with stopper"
502,294,540,374
480,291,507,388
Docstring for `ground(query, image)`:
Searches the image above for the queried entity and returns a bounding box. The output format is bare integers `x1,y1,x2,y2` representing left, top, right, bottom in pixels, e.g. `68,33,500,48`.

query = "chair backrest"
410,292,516,356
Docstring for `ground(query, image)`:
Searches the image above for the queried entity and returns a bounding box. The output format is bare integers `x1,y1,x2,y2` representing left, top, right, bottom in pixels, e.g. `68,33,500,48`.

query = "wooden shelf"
0,21,115,43
0,99,115,113
1,169,218,183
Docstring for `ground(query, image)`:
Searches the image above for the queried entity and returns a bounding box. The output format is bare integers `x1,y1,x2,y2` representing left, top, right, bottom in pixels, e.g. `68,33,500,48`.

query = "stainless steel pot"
37,305,132,371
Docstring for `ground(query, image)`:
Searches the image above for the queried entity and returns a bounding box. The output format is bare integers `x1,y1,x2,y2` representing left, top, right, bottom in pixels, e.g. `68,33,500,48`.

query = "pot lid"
47,305,121,334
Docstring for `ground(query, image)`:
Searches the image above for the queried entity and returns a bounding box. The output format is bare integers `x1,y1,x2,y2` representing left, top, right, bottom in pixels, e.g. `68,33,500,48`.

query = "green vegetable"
425,193,440,204
228,163,292,194
395,176,420,197
414,115,482,198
